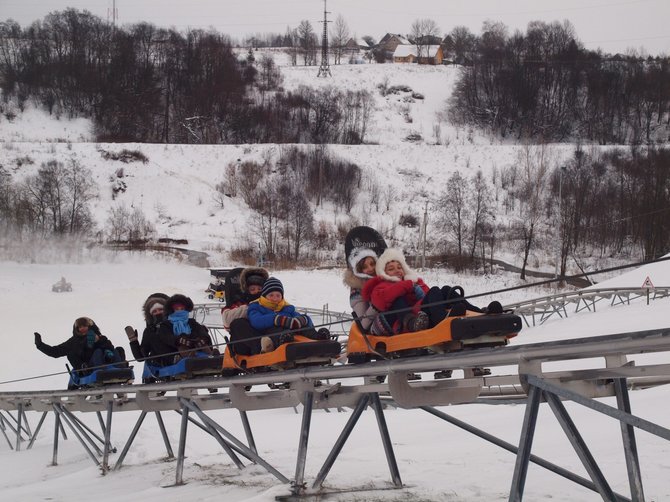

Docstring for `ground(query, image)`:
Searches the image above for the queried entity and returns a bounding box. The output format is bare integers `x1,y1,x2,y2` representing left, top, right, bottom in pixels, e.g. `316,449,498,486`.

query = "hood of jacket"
165,293,194,314
375,248,418,282
142,292,169,324
71,317,101,337
240,267,269,292
343,268,367,290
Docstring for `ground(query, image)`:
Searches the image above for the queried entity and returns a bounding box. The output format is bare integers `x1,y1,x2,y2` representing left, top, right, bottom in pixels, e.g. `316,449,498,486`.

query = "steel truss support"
420,405,628,499
114,411,175,470
49,403,117,471
290,393,402,498
52,404,101,468
27,412,48,450
175,398,289,486
0,408,32,450
292,391,314,495
0,412,14,449
508,375,670,501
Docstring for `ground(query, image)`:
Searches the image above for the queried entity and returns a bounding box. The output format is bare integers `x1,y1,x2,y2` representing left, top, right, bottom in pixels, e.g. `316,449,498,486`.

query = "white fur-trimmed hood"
375,248,418,282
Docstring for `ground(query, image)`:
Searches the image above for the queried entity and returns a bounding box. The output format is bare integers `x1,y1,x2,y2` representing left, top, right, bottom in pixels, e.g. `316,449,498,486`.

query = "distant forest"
0,9,372,144
1,10,668,145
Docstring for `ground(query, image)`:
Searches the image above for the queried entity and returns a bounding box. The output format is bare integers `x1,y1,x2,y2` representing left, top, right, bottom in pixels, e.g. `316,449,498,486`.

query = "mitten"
125,327,138,342
34,332,42,346
274,315,292,329
104,349,116,362
289,318,301,330
295,315,309,328
413,284,426,300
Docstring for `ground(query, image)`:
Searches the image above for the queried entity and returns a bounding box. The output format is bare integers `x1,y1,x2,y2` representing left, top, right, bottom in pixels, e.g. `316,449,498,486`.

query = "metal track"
2,328,670,412
2,328,670,501
504,286,669,326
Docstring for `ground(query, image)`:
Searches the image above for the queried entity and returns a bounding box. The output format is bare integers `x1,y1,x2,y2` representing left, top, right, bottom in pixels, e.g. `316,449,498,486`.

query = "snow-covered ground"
0,255,669,501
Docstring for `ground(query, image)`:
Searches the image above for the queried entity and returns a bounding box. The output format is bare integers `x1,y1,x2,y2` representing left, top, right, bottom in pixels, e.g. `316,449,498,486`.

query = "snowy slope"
0,60,588,270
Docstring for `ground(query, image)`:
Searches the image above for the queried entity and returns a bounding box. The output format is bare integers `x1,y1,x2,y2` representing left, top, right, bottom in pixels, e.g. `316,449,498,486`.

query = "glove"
104,349,116,362
176,336,194,349
34,332,42,346
125,327,138,343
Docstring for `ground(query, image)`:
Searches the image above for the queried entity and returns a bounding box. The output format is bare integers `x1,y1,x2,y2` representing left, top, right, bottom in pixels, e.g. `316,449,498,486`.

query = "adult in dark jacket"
154,294,215,363
222,267,269,355
126,292,169,364
34,317,122,373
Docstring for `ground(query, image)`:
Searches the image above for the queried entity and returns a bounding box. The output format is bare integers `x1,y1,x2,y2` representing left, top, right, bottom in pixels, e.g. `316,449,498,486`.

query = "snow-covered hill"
0,58,589,271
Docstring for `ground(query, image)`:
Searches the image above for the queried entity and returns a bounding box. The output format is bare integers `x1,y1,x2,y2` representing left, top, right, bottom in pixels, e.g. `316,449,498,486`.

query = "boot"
260,336,274,353
405,311,429,332
447,303,467,317
484,301,503,314
315,328,331,340
278,333,294,345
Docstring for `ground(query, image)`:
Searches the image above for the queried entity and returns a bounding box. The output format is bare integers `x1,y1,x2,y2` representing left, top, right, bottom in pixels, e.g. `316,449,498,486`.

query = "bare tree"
516,144,553,279
330,15,350,65
469,170,493,259
106,205,130,243
22,159,96,236
297,20,317,66
383,185,397,211
436,170,470,257
410,18,440,59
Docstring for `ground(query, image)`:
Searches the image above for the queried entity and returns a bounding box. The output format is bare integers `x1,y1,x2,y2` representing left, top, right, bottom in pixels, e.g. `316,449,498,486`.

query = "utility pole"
108,0,118,28
554,166,566,281
317,0,332,77
421,200,428,269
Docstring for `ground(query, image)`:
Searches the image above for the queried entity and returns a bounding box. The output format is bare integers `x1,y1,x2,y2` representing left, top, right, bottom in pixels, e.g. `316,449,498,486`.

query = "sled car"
346,312,522,363
222,335,342,375
68,366,134,389
143,351,224,382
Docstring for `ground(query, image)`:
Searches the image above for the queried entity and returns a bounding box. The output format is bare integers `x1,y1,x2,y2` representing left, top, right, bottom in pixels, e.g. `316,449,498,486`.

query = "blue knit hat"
261,277,284,297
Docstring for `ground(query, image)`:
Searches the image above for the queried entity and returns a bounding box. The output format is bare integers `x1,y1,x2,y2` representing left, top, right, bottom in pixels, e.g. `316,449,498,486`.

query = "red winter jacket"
362,276,429,313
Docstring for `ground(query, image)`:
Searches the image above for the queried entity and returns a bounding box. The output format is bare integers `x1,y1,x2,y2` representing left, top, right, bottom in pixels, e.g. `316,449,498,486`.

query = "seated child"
343,247,379,332
362,248,430,336
247,277,329,353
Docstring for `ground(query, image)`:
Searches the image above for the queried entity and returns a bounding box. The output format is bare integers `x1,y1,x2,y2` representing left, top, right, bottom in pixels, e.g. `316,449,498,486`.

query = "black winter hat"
261,277,284,297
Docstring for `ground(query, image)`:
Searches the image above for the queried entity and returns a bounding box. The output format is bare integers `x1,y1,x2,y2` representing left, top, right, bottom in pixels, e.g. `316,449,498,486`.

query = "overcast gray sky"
1,0,668,55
